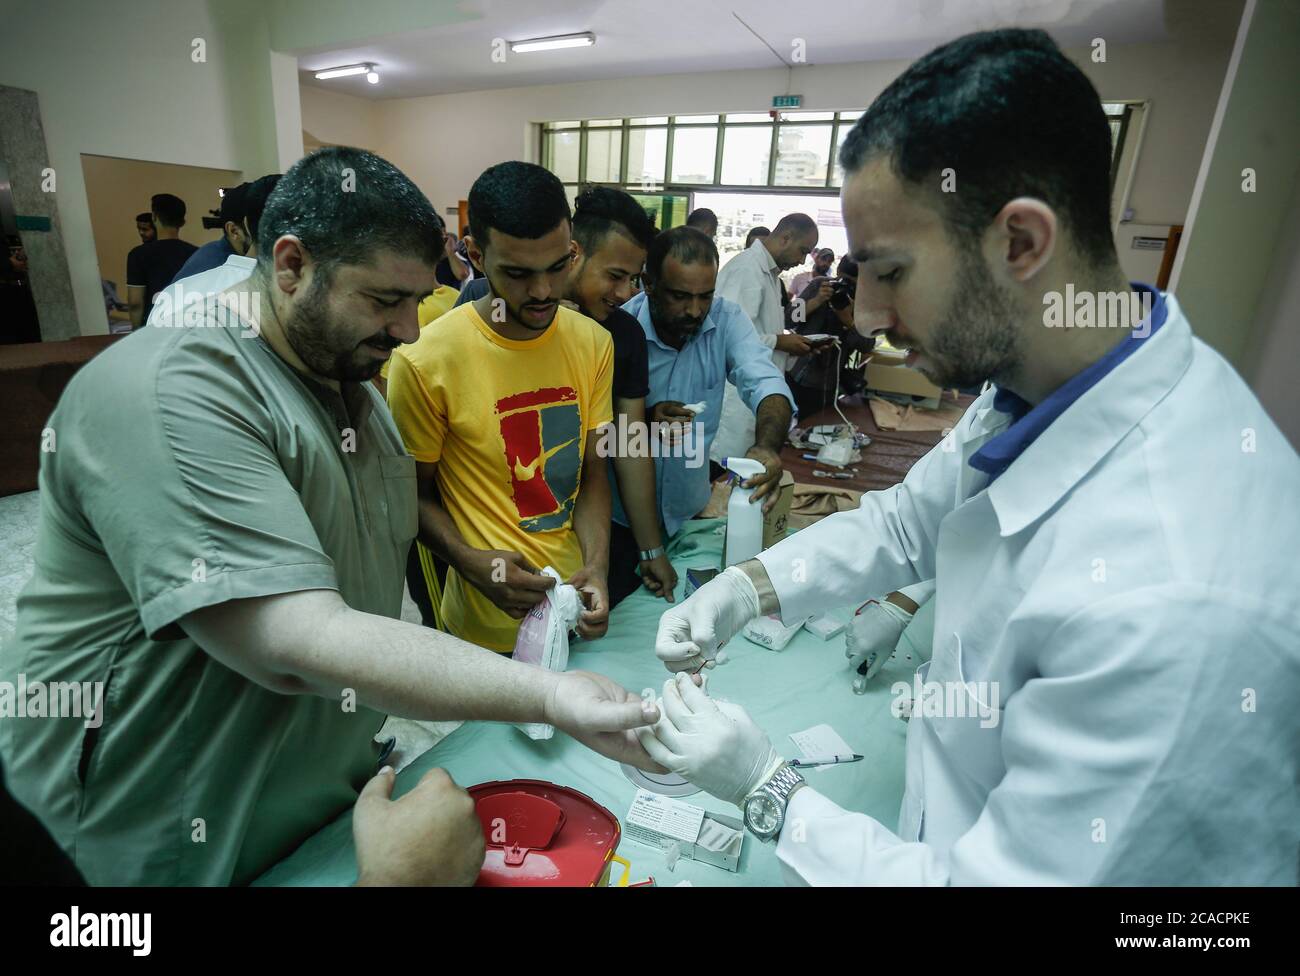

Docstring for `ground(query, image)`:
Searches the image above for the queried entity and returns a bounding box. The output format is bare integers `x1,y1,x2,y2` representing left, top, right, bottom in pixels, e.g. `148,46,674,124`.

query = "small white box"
623,789,745,872
805,611,848,641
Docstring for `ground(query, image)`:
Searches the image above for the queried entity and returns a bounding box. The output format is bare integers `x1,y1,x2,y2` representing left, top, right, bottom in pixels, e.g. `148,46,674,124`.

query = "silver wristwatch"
638,546,665,561
743,762,805,843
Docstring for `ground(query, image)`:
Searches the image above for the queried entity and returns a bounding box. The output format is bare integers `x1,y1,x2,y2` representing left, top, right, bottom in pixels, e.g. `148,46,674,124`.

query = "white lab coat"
758,296,1300,885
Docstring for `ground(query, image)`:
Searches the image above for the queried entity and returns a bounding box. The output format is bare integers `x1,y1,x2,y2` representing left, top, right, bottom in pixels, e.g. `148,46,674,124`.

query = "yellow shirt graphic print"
496,385,583,531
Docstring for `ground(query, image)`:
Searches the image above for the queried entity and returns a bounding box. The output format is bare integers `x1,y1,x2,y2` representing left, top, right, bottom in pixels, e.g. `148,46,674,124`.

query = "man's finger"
511,570,557,591
664,655,708,674
356,766,396,808
635,726,683,770
416,766,455,791
661,675,696,728
506,552,541,572
576,618,608,640
673,671,715,714
577,694,653,732
655,618,703,659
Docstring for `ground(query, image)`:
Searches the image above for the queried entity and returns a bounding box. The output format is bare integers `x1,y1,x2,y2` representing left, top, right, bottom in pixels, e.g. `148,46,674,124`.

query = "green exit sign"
772,94,802,109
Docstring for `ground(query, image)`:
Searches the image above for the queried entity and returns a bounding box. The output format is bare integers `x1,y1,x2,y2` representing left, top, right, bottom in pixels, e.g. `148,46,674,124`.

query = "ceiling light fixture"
366,69,380,84
314,63,374,80
509,32,595,54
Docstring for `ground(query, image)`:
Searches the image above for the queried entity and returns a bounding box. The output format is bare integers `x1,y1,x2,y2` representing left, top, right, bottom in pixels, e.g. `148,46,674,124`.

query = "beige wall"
299,1,1242,232
0,0,303,336
1245,171,1300,450
300,85,382,150
80,155,239,307
1171,0,1300,437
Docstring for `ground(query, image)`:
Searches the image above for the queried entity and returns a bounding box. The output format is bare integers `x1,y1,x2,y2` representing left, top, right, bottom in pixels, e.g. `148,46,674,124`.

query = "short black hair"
241,173,281,239
257,147,442,272
645,226,718,283
573,186,656,256
744,226,770,248
772,212,817,237
686,208,717,229
469,161,570,250
840,28,1116,267
151,194,186,228
135,212,154,224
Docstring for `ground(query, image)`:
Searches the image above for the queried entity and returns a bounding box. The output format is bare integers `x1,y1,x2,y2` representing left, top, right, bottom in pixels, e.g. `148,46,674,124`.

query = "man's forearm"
310,600,555,722
128,301,144,328
573,449,611,572
417,489,479,575
186,590,555,724
611,401,664,552
614,453,663,551
753,393,793,454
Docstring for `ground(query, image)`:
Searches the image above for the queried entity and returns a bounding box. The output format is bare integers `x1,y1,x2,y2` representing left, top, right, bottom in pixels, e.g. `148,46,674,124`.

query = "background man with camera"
786,255,875,418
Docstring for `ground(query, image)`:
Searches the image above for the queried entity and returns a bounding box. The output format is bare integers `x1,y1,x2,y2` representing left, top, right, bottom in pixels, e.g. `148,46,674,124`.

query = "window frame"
540,110,867,201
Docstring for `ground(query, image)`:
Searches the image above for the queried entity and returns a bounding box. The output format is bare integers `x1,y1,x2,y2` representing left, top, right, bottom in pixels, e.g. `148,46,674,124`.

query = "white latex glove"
654,566,760,673
846,598,914,688
635,673,783,807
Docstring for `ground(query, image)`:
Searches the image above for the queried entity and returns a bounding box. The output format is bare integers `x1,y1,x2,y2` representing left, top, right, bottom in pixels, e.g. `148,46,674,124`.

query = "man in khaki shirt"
1,148,662,885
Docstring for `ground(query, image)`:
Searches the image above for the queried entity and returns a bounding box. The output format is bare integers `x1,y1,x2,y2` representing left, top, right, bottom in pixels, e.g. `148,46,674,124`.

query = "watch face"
745,793,780,834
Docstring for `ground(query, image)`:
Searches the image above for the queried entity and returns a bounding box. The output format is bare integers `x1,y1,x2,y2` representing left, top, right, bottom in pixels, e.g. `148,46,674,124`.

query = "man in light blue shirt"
608,226,795,600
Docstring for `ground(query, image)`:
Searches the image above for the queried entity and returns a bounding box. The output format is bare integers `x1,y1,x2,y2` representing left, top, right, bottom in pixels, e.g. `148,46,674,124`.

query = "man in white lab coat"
637,28,1300,885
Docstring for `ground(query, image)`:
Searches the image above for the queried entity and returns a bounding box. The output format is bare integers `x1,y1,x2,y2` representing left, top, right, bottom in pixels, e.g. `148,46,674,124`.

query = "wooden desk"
780,392,975,493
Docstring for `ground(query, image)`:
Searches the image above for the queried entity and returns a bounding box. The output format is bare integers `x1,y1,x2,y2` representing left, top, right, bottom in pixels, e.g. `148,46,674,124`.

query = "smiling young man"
386,161,617,652
1,148,661,885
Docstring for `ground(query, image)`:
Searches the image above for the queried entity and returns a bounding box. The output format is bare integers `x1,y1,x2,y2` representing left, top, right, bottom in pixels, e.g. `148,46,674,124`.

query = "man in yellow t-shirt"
387,162,614,652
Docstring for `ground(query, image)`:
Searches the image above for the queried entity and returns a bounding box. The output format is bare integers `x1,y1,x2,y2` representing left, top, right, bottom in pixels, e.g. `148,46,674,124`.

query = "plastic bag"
512,566,582,740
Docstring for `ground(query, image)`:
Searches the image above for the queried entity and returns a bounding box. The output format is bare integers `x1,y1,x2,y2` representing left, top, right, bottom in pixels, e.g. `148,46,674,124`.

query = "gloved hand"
654,566,760,673
846,598,914,691
635,672,784,807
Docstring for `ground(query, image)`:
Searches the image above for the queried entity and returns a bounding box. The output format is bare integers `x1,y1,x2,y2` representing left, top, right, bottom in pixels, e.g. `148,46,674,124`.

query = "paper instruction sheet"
789,723,856,773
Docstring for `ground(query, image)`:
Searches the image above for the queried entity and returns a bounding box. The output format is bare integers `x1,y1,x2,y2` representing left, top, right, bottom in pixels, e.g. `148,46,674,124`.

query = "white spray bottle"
723,456,767,567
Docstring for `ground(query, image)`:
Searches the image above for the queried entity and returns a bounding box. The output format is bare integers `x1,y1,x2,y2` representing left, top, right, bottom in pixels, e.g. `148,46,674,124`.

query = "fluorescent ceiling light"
314,63,372,80
510,32,595,53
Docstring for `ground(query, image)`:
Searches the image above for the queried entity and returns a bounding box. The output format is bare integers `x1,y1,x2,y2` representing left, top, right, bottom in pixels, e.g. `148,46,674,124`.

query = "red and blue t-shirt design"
495,386,583,532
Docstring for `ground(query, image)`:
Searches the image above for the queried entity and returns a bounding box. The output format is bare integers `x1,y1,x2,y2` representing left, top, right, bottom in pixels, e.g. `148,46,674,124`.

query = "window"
540,110,867,199
692,190,850,271
1102,102,1135,189
541,102,1138,226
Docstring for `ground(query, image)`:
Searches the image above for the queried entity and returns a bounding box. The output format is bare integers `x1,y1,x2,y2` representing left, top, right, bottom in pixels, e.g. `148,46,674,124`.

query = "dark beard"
921,252,1022,390
283,269,387,382
648,291,704,346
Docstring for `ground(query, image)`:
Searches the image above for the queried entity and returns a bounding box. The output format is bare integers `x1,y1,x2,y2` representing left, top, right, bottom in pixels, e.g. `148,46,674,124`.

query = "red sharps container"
469,779,630,887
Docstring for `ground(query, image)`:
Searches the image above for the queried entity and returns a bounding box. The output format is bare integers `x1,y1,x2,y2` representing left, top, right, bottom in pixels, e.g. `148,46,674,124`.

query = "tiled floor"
0,490,456,772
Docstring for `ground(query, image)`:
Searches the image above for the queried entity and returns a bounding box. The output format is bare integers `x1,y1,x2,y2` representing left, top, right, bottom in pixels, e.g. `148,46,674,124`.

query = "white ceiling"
295,0,1170,100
